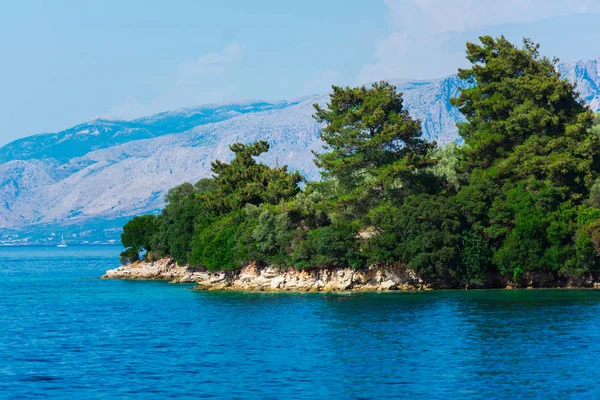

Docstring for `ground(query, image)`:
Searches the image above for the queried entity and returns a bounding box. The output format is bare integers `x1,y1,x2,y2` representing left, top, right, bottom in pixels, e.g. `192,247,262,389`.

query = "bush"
121,215,158,252
292,220,364,269
120,247,140,265
459,231,491,284
188,212,244,271
366,194,463,282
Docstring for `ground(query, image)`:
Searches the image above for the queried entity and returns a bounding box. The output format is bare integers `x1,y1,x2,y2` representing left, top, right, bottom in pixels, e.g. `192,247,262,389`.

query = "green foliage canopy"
313,82,436,220
120,215,159,263
207,141,303,213
453,36,600,279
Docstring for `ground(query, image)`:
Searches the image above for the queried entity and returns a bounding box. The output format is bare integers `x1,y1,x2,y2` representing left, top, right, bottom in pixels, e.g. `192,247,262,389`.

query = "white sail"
57,235,67,248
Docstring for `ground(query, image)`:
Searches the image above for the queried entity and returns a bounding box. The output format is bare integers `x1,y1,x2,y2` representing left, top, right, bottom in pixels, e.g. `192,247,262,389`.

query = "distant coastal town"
0,231,120,246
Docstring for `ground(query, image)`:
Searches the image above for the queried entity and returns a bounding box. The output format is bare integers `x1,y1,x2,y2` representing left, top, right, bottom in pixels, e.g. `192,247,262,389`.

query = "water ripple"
1,246,600,398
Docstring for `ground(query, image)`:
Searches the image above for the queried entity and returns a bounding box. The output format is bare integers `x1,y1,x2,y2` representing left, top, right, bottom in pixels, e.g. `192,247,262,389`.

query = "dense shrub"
366,194,463,282
188,212,244,271
292,221,363,269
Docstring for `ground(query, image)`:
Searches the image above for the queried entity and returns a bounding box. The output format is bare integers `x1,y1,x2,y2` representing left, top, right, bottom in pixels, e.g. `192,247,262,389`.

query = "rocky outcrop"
193,263,428,292
102,258,207,283
103,258,600,291
103,259,428,291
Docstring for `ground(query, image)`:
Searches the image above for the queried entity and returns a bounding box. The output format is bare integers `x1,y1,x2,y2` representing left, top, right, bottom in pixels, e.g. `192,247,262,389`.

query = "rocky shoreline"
102,258,429,291
102,258,600,291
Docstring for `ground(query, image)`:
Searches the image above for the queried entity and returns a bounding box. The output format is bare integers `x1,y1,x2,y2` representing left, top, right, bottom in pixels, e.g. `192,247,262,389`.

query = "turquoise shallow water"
1,246,600,398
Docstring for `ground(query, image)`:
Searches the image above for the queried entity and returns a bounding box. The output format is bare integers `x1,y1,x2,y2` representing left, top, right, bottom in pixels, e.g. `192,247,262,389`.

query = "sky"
1,0,600,146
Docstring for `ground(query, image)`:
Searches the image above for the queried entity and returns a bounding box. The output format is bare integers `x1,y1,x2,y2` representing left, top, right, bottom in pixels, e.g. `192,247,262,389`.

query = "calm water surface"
1,245,599,399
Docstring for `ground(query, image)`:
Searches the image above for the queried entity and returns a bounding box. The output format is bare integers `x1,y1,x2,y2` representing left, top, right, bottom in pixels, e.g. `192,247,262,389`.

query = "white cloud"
386,0,600,34
107,43,244,119
178,43,244,76
358,0,600,82
196,43,244,65
106,96,146,120
302,69,342,95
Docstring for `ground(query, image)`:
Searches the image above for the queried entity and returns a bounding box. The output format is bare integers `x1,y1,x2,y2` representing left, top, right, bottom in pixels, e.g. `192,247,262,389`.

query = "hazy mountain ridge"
0,100,299,164
1,58,599,239
0,97,324,230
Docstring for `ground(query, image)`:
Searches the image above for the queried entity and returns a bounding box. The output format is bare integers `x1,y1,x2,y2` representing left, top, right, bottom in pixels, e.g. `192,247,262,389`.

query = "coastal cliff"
103,259,429,291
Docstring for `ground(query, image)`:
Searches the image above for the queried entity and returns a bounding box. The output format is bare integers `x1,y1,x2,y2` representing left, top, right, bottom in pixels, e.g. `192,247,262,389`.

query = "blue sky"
1,0,600,146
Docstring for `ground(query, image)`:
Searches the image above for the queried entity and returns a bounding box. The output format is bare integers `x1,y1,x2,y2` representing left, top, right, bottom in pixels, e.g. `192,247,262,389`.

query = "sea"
1,245,599,399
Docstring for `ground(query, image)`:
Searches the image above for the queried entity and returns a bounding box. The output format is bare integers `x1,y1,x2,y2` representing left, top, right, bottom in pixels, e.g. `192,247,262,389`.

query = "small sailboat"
57,235,68,248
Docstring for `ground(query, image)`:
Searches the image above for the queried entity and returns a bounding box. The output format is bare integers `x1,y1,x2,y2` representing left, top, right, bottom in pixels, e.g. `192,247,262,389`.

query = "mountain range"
1,57,599,244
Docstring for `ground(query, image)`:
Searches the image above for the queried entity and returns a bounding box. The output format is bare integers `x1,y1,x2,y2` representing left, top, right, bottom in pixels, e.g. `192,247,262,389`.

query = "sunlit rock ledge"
102,258,600,291
102,259,430,291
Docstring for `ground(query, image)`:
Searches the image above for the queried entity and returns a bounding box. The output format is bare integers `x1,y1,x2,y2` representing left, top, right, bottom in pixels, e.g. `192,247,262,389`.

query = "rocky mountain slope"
0,101,298,164
1,58,599,242
558,58,600,111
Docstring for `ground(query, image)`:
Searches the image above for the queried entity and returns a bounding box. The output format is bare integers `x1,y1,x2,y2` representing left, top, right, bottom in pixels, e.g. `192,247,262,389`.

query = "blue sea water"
1,245,600,399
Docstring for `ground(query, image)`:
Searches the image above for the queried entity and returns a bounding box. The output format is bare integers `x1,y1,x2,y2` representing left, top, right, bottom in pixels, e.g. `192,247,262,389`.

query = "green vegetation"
121,35,600,286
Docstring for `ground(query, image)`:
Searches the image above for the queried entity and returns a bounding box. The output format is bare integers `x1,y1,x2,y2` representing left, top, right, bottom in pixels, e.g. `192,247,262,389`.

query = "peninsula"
108,36,600,291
